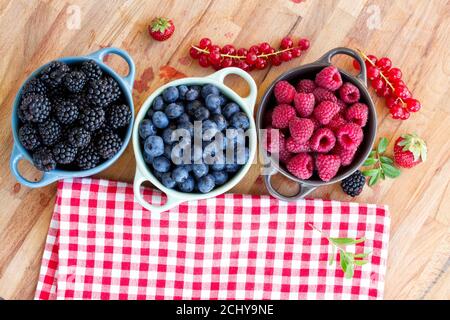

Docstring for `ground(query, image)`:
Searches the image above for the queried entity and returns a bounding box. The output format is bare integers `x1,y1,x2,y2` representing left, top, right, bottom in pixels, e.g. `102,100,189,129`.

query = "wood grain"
0,0,448,299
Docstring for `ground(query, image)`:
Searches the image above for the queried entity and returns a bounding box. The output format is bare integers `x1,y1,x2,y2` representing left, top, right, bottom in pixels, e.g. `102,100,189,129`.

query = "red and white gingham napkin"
35,178,389,300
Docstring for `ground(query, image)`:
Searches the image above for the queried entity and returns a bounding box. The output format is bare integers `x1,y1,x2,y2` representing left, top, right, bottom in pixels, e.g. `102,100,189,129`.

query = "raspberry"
272,104,296,128
336,99,347,113
308,117,320,131
287,153,314,180
339,82,360,104
293,92,315,117
313,101,340,125
310,128,336,153
345,103,369,127
315,66,343,91
273,80,296,104
336,123,363,150
289,117,314,143
334,144,357,166
296,79,316,93
286,137,311,153
316,154,341,182
278,147,293,164
313,87,338,104
262,128,285,153
327,113,347,132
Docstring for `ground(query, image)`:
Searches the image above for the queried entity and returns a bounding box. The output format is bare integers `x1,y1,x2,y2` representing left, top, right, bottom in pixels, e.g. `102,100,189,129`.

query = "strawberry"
148,17,175,41
394,133,427,168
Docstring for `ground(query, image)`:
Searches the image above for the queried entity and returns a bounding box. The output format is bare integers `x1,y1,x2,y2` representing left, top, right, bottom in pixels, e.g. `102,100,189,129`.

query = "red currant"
237,48,248,57
392,79,406,88
298,38,310,50
270,55,282,66
280,51,292,62
266,47,275,55
376,57,392,71
280,37,293,49
367,66,381,80
198,55,210,67
400,109,410,120
209,45,221,53
385,96,398,108
220,58,233,68
221,44,236,55
208,51,221,64
394,85,411,99
255,58,268,69
353,59,361,71
405,98,421,112
365,55,377,68
245,52,258,65
249,45,260,55
212,63,222,71
376,85,392,97
259,42,271,53
189,47,201,59
199,38,212,49
371,78,385,91
390,104,404,119
239,61,250,71
291,47,302,57
387,67,402,81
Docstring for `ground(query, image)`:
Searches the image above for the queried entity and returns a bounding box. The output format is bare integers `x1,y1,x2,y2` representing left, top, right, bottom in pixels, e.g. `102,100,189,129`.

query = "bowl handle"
206,67,258,110
133,167,183,214
86,47,136,89
316,47,367,86
264,170,316,201
10,144,61,188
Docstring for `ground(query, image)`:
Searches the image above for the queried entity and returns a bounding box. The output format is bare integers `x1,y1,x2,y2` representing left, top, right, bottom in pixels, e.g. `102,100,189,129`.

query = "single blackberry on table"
32,147,56,172
96,131,122,159
106,104,131,129
67,127,91,149
64,71,86,93
18,124,41,151
52,141,77,164
38,118,61,146
79,107,105,132
86,76,120,108
80,60,102,81
341,170,366,197
76,144,100,170
55,99,79,125
22,78,47,97
40,61,70,89
19,93,51,123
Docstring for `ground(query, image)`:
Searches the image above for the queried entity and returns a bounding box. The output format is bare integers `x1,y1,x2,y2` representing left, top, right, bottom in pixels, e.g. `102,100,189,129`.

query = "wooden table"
0,0,448,300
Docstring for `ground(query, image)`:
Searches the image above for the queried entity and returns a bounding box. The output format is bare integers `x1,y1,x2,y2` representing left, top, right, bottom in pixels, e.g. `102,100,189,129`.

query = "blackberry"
86,76,121,108
341,170,366,197
18,124,41,151
67,127,91,149
80,60,102,81
106,104,131,129
76,144,101,170
79,107,105,132
40,61,70,89
96,131,122,159
71,94,90,110
38,118,61,146
55,99,79,125
32,147,56,172
19,93,51,123
63,71,86,93
22,78,47,97
52,142,77,164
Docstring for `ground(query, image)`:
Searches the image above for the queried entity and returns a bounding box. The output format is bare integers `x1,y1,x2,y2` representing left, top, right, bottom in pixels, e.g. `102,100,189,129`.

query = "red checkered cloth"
35,178,390,300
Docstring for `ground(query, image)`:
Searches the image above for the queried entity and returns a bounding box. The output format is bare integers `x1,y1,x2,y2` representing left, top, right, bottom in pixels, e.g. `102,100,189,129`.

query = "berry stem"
191,44,299,60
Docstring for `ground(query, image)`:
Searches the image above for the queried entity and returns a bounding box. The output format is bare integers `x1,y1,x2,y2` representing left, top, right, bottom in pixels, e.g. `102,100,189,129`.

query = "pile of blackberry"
17,59,131,172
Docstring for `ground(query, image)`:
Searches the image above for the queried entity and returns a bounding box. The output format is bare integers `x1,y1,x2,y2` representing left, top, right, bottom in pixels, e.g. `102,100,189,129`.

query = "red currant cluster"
352,50,421,120
189,37,310,71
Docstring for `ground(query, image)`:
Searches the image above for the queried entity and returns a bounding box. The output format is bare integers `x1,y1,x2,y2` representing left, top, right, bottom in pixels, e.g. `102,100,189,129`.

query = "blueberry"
180,164,193,172
223,102,240,119
162,128,174,145
185,88,200,101
139,119,157,139
218,94,227,106
178,175,195,192
211,114,227,131
198,174,215,193
230,112,250,130
211,171,228,185
152,96,164,111
205,94,221,112
225,163,240,173
162,86,179,103
192,163,209,179
164,144,172,159
178,121,194,136
191,144,203,163
201,84,220,98
236,147,250,165
161,172,176,189
193,106,210,121
153,170,164,180
172,166,189,183
152,156,171,173
165,103,184,119
177,85,189,100
211,159,225,171
152,111,169,129
143,152,153,165
186,100,202,116
144,135,164,158
202,119,218,140
177,113,190,124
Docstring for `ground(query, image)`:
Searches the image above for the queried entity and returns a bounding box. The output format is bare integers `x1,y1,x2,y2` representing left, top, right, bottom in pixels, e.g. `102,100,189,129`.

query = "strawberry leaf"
369,171,380,185
377,137,388,154
380,156,393,164
381,163,401,178
363,158,377,166
362,169,379,177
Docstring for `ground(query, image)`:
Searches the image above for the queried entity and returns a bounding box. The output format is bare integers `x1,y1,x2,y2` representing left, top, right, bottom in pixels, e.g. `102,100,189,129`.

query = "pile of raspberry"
263,65,368,182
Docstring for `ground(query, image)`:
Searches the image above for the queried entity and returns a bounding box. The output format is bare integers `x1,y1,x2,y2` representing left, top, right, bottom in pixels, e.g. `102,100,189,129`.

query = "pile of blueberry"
138,83,251,193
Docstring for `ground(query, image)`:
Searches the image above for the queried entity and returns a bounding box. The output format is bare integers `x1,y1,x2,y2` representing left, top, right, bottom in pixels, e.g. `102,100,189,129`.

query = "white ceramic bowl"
132,67,257,214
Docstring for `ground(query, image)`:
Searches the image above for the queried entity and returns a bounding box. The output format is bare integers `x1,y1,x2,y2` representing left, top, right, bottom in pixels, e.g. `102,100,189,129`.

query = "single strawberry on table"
394,133,427,168
148,17,175,41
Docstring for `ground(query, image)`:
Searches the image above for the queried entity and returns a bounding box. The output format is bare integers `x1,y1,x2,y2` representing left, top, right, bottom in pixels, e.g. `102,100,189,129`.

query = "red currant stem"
356,49,405,105
191,44,303,60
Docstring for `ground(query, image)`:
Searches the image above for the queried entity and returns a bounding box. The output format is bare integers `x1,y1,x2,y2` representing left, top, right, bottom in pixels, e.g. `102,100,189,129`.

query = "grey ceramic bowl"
257,47,376,201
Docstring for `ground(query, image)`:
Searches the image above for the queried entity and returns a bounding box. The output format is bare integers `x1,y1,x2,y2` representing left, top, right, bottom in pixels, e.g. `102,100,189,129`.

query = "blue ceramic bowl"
10,47,136,188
